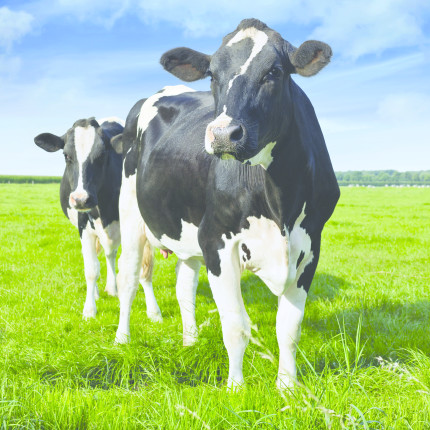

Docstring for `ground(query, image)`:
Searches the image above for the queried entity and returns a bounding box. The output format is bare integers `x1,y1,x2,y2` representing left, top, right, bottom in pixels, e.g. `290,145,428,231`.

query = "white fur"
175,258,201,346
137,85,195,139
81,225,100,319
205,106,232,153
71,126,96,205
227,27,269,92
244,141,277,170
276,284,307,389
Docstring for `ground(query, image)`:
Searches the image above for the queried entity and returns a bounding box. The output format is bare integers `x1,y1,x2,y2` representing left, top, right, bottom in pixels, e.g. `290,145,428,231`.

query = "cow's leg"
139,240,162,322
175,258,201,346
104,247,118,297
207,250,249,389
81,228,100,319
276,284,307,390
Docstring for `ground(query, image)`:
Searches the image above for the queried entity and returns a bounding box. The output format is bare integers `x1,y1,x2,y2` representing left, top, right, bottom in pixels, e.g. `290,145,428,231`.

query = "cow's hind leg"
176,258,201,346
139,241,162,322
81,229,100,319
207,249,249,389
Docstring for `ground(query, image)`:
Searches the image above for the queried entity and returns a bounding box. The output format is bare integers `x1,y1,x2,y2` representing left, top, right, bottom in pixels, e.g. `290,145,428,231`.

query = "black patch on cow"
296,251,305,269
241,243,251,261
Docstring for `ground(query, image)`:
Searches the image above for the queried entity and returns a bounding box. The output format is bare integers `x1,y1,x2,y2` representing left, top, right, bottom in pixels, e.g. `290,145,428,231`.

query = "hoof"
147,311,163,323
114,332,130,344
83,306,97,319
105,285,118,297
183,332,198,347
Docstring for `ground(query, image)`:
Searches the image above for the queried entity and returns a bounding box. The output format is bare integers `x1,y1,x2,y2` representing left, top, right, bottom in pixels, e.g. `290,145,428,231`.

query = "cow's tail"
141,239,154,282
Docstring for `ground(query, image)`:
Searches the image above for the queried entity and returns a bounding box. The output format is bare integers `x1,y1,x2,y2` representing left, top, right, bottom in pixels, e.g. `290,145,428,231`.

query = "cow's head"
160,18,331,163
34,118,111,212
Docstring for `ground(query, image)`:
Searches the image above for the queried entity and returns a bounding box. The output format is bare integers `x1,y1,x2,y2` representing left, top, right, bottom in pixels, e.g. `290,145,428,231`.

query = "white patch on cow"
97,117,125,127
226,27,269,92
285,204,314,288
176,258,201,346
81,226,100,319
136,85,195,140
115,171,162,344
244,141,277,170
207,233,250,388
70,125,96,204
147,219,203,262
276,284,307,389
205,106,233,153
67,207,79,228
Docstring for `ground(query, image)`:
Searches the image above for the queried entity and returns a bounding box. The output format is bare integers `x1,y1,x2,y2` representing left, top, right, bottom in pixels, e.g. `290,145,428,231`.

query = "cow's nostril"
230,125,244,142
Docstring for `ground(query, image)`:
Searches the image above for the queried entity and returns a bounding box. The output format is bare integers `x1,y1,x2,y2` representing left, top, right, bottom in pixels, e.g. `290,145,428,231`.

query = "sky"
0,0,429,175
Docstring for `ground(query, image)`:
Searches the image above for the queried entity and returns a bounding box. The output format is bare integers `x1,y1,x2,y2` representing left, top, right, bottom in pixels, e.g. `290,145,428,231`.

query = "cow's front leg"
276,283,307,390
176,258,201,346
207,248,250,389
81,229,100,319
139,240,162,322
104,247,118,296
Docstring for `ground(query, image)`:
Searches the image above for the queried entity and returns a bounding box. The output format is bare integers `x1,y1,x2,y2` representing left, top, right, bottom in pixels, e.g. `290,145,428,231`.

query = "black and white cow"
35,118,127,318
115,19,340,389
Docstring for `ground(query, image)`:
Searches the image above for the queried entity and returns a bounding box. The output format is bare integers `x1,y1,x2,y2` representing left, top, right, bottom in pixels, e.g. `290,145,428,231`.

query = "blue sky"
1,0,429,175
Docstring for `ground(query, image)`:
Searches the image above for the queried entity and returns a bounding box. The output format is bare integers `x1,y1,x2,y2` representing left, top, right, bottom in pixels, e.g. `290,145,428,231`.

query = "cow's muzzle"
205,118,247,160
69,191,96,212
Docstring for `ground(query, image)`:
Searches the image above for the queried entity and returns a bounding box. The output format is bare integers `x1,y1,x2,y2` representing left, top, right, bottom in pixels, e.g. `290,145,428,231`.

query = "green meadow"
1,184,429,429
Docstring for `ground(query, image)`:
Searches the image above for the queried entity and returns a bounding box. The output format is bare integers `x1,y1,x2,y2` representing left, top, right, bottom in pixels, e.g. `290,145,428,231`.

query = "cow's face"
34,118,108,212
160,18,331,163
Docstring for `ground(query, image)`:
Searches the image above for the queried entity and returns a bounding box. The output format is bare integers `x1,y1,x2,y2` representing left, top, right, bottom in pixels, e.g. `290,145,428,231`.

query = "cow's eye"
64,153,72,163
262,67,282,83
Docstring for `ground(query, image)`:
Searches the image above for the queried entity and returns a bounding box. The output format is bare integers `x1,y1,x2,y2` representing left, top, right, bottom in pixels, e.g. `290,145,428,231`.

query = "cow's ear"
34,133,65,152
110,133,123,155
289,41,332,77
160,47,211,82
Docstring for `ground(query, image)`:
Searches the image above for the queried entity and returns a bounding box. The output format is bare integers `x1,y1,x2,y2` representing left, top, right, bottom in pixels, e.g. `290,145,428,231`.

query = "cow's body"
115,19,339,389
35,118,125,318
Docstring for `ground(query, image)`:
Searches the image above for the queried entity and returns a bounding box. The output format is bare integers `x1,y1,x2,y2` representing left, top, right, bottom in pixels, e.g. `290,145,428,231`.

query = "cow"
115,18,340,390
34,117,162,322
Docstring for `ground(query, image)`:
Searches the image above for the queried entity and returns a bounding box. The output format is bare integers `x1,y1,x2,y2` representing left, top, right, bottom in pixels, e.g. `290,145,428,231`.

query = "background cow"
35,117,124,318
115,18,339,390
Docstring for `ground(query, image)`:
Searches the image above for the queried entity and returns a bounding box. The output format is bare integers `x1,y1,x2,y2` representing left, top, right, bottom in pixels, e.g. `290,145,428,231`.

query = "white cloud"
309,0,430,59
0,7,34,51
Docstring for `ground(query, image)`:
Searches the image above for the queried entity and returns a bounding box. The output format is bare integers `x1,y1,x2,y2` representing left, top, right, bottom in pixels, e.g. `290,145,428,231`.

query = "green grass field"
1,184,429,429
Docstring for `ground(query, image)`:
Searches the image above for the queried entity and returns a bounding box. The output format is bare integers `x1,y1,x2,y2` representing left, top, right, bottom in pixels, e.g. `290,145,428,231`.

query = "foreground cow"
116,19,340,389
35,118,125,318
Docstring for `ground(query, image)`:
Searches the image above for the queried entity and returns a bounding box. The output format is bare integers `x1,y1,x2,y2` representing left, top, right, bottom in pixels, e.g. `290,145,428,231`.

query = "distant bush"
2,171,430,186
0,175,61,184
336,170,430,186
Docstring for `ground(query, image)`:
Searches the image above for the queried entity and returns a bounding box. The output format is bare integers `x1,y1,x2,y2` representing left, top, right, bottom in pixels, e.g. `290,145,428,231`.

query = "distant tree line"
0,175,61,184
1,171,430,186
336,170,430,186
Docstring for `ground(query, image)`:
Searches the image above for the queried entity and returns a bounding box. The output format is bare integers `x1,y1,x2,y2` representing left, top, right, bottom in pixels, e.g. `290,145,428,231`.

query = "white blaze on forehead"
205,106,233,153
74,126,96,165
227,27,269,92
137,85,195,139
73,125,96,194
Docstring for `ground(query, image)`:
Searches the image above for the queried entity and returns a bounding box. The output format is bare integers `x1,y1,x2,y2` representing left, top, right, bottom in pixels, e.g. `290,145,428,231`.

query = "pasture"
1,184,429,429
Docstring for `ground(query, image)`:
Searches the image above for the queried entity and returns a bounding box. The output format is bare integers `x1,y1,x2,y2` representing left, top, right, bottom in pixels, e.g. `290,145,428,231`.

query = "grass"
0,184,429,429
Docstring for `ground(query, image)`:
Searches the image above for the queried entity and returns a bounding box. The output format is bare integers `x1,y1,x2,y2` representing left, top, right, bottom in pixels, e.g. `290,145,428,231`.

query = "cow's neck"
265,126,312,231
